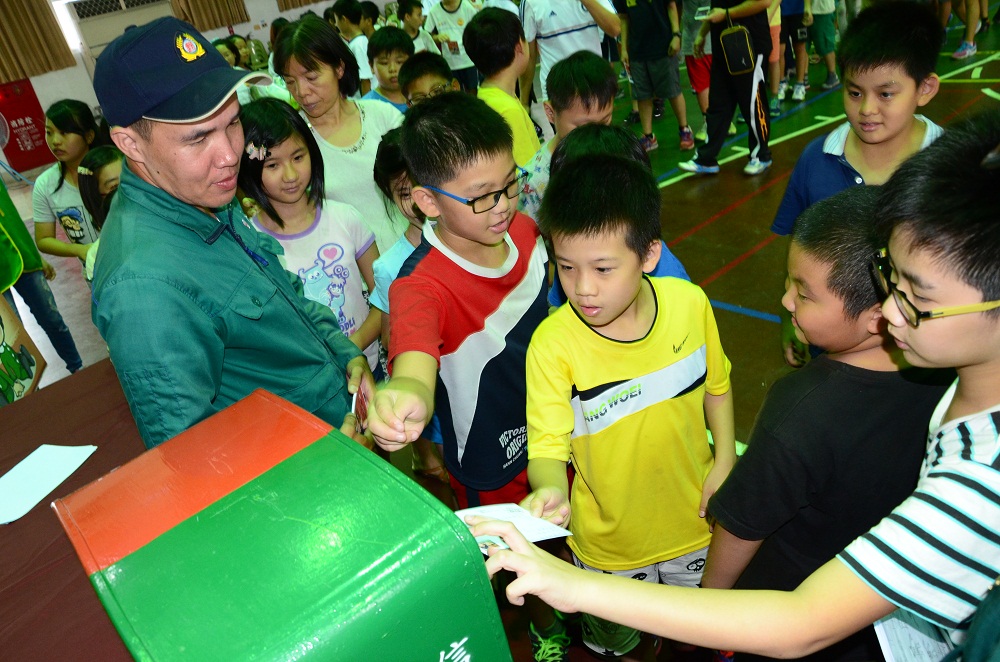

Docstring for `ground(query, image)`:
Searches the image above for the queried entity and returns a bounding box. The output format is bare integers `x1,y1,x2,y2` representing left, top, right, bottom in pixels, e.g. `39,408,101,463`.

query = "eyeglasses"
870,248,1000,327
407,83,450,105
422,167,529,214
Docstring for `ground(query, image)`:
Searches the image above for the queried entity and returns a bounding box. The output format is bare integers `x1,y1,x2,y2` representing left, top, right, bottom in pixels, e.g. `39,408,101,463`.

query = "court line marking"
709,299,781,324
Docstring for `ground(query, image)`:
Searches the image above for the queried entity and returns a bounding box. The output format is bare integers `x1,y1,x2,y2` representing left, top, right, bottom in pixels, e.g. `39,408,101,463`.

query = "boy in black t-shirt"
701,186,951,661
612,0,694,152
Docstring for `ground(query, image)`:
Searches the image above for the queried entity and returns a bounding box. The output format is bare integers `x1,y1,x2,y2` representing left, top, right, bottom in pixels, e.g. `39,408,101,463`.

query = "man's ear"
865,303,884,336
111,126,143,163
449,79,461,91
543,101,555,126
916,73,940,107
411,186,441,219
642,239,662,273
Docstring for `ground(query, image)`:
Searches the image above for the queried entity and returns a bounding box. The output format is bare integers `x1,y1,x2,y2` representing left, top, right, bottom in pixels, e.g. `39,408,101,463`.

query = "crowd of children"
8,1,998,661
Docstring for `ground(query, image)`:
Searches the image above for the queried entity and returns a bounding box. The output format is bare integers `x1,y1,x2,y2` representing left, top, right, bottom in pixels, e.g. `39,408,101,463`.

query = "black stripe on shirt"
838,551,962,629
885,512,1000,580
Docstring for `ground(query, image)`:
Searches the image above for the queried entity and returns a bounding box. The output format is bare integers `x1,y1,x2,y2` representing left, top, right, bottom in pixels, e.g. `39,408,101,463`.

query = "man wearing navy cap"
92,17,372,448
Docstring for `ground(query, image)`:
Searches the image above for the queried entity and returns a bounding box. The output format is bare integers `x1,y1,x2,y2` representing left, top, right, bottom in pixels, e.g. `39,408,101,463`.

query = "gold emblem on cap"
175,33,205,62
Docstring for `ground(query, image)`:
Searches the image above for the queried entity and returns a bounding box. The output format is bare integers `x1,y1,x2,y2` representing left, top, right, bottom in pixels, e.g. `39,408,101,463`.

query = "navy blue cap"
94,17,269,127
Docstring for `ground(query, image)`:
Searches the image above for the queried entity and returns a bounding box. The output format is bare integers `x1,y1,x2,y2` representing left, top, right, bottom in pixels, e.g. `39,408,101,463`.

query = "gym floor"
5,12,999,660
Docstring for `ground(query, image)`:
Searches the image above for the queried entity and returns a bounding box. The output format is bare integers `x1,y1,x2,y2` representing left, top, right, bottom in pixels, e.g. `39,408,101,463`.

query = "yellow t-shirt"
526,277,731,570
478,86,541,167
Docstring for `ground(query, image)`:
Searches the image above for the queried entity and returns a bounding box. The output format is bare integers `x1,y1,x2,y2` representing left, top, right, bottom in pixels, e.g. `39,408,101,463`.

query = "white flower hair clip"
246,142,268,161
78,166,93,176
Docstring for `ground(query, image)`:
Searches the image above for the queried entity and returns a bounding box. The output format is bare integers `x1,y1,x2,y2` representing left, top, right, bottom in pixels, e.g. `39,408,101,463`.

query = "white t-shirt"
305,100,406,255
424,0,481,70
253,202,380,370
411,27,439,54
347,34,377,94
520,0,617,99
31,164,99,246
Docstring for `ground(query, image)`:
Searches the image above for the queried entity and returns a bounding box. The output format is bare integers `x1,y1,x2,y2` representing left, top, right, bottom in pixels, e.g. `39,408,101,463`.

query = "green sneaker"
529,619,570,662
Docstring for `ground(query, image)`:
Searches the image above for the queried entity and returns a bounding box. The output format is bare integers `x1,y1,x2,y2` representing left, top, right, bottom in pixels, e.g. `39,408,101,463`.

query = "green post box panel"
53,389,512,661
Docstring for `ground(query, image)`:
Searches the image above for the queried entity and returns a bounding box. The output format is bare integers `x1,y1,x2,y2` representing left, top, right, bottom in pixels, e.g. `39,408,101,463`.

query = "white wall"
1,0,333,175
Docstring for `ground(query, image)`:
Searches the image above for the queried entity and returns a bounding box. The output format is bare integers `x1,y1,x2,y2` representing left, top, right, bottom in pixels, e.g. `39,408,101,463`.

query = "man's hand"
693,34,707,58
707,7,726,23
340,413,375,449
41,260,56,280
668,34,681,57
519,487,571,526
470,517,588,612
367,377,432,451
781,316,809,367
802,11,814,26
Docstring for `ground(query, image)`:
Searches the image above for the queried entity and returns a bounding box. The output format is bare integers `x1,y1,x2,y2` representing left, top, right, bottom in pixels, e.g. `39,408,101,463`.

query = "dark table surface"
1,359,142,660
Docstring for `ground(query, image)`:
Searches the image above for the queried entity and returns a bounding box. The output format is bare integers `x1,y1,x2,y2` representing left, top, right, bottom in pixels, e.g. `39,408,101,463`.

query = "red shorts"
451,468,530,510
685,54,712,94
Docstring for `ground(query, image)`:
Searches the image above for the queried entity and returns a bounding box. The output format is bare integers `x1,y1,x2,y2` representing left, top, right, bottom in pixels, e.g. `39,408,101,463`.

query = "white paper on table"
874,609,954,662
455,502,571,554
0,444,97,524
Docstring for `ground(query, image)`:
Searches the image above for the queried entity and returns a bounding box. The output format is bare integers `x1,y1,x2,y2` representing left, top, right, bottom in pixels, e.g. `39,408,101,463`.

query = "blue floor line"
710,299,781,324
656,86,842,183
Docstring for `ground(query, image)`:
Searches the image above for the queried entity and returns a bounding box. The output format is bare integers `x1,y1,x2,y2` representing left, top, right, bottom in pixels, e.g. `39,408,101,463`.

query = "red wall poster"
0,80,55,174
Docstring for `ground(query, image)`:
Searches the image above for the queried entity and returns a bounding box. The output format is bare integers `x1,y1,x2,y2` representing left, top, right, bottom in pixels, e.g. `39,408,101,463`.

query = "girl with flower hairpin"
238,98,383,378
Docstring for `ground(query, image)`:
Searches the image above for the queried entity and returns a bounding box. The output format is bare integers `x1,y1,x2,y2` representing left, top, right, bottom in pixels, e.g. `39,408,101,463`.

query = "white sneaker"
695,122,708,142
728,122,737,136
791,83,806,102
743,158,772,176
776,79,788,101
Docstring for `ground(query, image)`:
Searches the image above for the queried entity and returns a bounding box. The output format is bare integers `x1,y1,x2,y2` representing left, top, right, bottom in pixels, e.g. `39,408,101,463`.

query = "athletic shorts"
574,547,708,657
631,53,682,101
450,467,529,509
769,24,781,63
810,13,837,56
780,13,809,44
685,54,713,94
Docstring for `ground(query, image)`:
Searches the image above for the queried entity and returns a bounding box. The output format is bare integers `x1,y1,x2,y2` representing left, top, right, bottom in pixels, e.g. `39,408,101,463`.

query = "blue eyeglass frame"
421,166,529,214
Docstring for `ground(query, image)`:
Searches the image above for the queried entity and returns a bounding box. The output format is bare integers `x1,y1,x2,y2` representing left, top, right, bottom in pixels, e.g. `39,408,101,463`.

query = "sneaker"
791,83,806,102
653,99,664,119
679,126,695,151
728,121,737,136
623,110,640,125
952,41,978,60
735,113,746,124
822,72,840,90
695,122,708,142
678,159,720,175
743,157,772,176
529,620,571,662
776,78,788,101
640,134,659,152
769,97,781,118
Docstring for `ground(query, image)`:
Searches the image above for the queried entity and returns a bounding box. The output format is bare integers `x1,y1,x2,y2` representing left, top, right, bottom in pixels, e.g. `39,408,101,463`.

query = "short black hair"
368,26,414,63
360,1,380,24
274,16,361,97
792,186,882,320
546,50,618,113
539,154,660,259
397,0,422,19
374,127,426,223
270,17,290,46
213,37,239,64
333,0,363,25
237,98,325,230
837,1,939,83
401,91,513,186
78,145,123,231
875,109,1000,316
463,8,524,78
398,51,454,97
550,124,650,175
